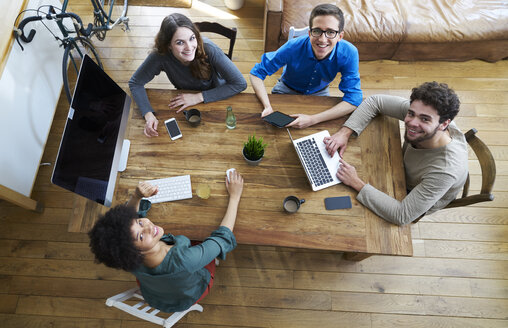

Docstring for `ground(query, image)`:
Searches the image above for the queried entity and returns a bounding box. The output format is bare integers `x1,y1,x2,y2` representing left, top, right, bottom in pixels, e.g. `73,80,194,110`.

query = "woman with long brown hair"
129,13,247,137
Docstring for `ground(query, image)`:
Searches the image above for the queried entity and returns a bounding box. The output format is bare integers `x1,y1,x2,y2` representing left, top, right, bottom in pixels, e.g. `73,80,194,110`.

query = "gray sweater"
343,94,469,225
129,39,247,116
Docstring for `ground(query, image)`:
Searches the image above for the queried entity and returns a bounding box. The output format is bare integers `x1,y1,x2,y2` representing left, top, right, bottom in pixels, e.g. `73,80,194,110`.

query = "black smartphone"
263,111,296,128
324,196,352,210
164,118,182,140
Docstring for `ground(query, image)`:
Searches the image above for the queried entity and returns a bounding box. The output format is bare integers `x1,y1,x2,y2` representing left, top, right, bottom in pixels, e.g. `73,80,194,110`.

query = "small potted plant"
243,134,267,166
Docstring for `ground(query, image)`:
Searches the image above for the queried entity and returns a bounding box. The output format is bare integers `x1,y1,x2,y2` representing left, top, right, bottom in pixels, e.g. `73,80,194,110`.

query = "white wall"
0,0,64,196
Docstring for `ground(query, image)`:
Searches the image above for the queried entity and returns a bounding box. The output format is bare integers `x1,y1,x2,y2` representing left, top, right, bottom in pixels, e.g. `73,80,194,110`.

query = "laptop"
287,129,341,191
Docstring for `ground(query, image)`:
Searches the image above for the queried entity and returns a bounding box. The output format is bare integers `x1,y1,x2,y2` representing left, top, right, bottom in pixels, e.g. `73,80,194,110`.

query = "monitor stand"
118,139,130,172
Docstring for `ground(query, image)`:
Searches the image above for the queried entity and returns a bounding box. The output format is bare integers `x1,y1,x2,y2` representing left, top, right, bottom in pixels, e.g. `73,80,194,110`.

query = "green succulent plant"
243,134,268,160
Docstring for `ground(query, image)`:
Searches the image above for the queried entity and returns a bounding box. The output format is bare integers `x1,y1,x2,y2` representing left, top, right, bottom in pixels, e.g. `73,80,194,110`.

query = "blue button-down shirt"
251,36,362,106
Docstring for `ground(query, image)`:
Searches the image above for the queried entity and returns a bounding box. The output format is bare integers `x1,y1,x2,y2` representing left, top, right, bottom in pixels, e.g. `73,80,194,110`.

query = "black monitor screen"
51,55,130,206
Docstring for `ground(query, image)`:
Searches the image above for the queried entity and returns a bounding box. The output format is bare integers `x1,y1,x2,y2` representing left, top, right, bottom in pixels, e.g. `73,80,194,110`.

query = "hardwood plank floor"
1,0,507,327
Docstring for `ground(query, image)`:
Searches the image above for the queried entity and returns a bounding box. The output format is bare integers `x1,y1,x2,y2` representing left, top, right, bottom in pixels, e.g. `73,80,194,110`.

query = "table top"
117,90,413,257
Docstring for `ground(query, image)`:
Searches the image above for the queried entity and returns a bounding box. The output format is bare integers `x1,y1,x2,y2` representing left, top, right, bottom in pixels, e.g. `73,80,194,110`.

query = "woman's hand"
135,181,159,199
169,92,204,113
127,181,158,210
225,169,244,200
144,112,159,137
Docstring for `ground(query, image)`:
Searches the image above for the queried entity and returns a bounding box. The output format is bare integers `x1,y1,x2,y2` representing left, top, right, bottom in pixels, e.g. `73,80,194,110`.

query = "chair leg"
163,304,203,328
107,287,204,328
105,287,141,306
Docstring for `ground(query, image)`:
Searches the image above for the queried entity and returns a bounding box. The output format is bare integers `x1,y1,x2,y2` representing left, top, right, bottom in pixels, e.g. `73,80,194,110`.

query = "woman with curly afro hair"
129,13,247,138
89,170,244,312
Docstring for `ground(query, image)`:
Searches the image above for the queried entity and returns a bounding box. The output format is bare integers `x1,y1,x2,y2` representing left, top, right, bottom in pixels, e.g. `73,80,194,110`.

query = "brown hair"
309,4,345,32
154,13,211,80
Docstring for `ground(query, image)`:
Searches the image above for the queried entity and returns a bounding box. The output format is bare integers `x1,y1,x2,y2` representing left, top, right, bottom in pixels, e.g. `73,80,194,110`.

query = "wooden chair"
195,22,237,59
413,128,496,223
288,26,309,40
106,287,203,328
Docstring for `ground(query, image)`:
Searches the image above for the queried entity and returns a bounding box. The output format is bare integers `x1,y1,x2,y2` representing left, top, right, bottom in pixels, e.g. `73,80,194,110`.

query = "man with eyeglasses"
250,4,362,128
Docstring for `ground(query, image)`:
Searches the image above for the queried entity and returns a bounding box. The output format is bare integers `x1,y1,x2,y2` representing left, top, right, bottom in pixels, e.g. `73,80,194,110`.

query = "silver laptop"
287,129,341,191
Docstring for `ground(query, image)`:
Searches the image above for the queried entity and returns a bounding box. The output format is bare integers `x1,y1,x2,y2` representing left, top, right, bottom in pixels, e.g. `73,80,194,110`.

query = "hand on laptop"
286,114,315,129
324,127,354,157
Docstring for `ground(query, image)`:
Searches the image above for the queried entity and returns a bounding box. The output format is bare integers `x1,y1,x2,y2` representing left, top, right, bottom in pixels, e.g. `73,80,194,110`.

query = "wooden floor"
1,0,507,327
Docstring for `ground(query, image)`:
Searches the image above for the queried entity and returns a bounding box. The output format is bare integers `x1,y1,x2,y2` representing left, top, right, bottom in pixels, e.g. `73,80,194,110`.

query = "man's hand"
144,112,159,138
336,159,365,192
286,114,315,129
226,169,244,201
135,181,158,199
169,92,204,113
261,107,274,118
250,74,274,118
323,127,353,157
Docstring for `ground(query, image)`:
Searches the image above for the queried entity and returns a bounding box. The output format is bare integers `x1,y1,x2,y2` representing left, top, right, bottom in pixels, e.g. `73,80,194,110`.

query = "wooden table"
118,90,413,260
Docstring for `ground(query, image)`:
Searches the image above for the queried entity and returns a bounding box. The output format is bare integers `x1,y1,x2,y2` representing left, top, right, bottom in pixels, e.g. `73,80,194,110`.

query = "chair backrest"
106,287,203,328
444,128,496,208
288,26,309,40
194,21,237,59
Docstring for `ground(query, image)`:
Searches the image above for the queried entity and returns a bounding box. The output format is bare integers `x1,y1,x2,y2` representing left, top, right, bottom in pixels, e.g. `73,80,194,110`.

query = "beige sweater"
343,95,469,225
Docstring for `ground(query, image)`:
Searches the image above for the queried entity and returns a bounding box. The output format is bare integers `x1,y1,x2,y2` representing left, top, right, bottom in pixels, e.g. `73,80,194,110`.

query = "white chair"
288,26,309,40
106,287,203,328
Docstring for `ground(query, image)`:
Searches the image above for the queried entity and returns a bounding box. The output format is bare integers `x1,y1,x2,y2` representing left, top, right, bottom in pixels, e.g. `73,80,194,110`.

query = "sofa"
264,0,508,62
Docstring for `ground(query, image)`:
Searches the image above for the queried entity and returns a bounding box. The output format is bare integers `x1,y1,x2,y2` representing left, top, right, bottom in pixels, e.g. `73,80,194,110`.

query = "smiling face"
130,218,164,252
169,27,197,65
309,15,344,60
404,100,450,148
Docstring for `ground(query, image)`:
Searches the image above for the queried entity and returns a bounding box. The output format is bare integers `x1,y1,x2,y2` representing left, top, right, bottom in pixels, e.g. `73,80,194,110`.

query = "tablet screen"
263,111,295,128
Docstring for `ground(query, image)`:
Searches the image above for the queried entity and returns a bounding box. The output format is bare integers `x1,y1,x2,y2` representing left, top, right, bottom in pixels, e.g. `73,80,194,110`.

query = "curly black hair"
410,81,460,123
88,205,144,271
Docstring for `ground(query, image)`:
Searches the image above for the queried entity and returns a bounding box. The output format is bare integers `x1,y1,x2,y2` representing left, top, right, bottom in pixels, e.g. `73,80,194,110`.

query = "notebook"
287,129,341,191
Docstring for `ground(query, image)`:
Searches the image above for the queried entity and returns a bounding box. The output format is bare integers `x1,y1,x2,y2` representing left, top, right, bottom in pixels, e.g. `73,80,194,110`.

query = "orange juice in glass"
196,183,211,199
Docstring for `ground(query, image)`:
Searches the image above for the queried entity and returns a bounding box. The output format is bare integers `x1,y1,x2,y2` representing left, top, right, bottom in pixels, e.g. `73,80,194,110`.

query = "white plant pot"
224,0,245,10
243,147,263,166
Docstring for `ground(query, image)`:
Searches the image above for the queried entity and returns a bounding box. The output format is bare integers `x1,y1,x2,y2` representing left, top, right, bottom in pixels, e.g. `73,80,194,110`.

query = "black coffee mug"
283,196,305,213
183,108,201,126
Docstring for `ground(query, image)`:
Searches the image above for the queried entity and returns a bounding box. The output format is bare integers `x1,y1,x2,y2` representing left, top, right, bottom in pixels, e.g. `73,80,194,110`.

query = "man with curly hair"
323,82,468,225
89,170,244,312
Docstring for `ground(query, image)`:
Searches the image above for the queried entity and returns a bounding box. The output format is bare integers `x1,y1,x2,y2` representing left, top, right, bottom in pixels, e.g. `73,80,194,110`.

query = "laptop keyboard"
296,139,334,187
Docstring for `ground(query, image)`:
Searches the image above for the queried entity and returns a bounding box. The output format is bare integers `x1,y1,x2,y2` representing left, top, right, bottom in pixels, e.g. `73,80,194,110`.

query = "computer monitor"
51,54,131,207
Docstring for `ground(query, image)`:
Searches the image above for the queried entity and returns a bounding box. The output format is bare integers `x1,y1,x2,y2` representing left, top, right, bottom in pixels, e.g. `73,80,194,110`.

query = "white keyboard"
143,175,192,203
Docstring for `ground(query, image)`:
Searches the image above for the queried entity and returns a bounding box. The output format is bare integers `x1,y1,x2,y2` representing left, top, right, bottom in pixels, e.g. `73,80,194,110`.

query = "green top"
131,200,237,312
132,227,236,312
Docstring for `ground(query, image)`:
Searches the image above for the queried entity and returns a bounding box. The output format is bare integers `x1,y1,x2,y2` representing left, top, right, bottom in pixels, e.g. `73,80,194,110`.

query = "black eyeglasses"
310,28,340,39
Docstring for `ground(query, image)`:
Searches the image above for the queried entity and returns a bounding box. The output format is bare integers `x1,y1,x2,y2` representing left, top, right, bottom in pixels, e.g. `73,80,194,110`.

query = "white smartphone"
164,118,182,140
